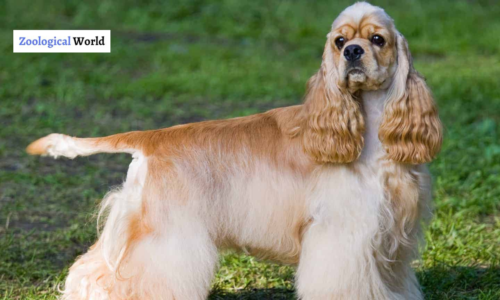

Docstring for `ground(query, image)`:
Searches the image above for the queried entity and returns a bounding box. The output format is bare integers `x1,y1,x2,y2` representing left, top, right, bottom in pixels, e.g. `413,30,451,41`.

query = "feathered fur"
27,2,442,300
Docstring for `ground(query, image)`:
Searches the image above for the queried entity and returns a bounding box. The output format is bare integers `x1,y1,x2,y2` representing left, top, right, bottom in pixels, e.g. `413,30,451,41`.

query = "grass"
1,0,500,299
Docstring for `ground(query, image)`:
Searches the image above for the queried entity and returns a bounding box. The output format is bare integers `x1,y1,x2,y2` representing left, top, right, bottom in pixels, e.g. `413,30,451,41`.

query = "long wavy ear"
379,33,443,164
300,42,365,163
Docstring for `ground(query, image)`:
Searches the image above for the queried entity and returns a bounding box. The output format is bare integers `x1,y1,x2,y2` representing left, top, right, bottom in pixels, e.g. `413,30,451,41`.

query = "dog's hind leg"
62,221,219,300
61,184,143,300
122,159,219,300
112,161,219,300
119,216,219,300
63,157,218,300
61,240,116,300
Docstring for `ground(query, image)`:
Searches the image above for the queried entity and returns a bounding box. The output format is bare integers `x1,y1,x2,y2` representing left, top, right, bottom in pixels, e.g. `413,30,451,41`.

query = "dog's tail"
26,131,152,159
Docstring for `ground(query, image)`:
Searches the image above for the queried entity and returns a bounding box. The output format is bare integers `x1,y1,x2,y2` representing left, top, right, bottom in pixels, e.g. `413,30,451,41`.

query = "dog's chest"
309,89,420,228
358,89,387,162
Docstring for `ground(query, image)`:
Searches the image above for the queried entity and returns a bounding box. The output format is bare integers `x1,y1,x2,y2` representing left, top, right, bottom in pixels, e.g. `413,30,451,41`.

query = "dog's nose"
344,45,364,62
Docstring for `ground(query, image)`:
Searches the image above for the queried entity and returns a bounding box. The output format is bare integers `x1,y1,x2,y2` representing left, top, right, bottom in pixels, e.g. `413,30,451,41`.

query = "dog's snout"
344,45,364,62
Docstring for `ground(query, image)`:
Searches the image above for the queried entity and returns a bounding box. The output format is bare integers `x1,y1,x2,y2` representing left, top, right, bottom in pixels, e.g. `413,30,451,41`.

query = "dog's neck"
358,89,389,163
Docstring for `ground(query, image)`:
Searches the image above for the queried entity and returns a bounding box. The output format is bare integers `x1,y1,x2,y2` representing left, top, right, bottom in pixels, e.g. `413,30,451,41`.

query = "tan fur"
380,34,443,164
300,66,365,163
26,2,441,300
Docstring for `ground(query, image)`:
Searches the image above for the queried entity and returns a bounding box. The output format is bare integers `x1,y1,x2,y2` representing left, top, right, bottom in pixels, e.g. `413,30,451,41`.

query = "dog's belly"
206,163,309,264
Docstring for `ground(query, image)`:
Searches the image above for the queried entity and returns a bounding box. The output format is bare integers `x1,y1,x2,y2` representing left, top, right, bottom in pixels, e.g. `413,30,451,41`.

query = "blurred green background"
1,0,500,299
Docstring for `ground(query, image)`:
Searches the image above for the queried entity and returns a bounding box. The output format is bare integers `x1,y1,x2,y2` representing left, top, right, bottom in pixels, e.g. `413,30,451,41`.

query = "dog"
27,2,442,299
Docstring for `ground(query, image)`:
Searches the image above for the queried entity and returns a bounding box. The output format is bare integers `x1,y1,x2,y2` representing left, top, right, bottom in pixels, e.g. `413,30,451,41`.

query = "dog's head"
300,2,442,165
331,2,397,93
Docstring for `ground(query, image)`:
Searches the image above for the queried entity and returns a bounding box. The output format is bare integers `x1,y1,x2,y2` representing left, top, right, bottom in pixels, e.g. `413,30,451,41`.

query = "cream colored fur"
57,89,430,300
26,2,439,300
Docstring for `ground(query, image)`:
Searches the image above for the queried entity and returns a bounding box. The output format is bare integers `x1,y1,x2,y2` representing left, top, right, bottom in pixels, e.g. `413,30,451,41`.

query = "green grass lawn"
1,0,500,299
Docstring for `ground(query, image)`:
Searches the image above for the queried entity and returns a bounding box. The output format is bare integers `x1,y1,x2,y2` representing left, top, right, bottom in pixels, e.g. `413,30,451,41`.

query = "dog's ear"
379,33,443,164
300,42,365,164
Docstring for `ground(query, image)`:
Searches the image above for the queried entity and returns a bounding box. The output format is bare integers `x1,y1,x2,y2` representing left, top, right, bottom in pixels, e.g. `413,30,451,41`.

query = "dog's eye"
334,37,346,50
371,35,385,47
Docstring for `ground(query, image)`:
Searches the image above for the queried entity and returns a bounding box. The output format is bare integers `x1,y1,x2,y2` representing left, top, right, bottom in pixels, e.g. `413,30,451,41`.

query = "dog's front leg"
296,220,398,300
295,167,404,300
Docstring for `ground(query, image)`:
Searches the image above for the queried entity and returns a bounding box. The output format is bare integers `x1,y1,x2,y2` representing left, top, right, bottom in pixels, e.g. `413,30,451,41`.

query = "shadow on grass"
210,288,295,300
419,265,500,300
207,266,500,300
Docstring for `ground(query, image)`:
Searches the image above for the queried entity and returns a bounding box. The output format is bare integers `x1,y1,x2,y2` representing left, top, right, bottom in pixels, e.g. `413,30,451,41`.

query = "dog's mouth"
346,68,366,83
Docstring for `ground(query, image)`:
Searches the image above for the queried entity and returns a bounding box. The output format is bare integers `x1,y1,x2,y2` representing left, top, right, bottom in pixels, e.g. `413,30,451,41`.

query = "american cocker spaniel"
27,2,442,299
